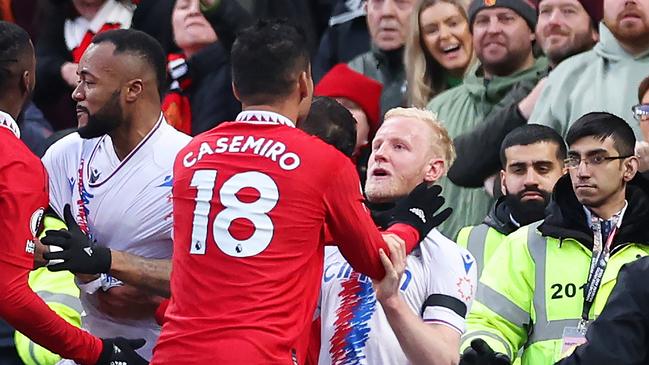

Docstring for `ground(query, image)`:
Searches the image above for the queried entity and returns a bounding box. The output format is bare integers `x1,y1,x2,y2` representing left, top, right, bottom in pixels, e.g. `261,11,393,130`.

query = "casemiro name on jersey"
183,135,301,171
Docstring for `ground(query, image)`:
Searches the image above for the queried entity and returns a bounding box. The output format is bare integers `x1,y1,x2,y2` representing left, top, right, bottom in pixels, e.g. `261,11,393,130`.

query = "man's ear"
623,156,639,182
20,70,30,95
500,169,508,196
423,158,446,183
232,82,242,102
125,79,144,102
298,71,312,102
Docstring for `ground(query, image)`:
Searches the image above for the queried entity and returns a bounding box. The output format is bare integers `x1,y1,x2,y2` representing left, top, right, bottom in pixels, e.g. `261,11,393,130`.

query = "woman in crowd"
405,0,473,108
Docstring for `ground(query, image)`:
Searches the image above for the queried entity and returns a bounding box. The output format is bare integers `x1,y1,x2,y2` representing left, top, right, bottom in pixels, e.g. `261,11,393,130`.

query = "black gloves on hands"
460,339,511,365
96,338,148,365
42,204,111,274
377,183,452,239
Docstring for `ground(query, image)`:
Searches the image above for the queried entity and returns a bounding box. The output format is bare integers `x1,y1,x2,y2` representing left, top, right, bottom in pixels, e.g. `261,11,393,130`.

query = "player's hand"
384,183,452,240
42,204,112,274
32,237,49,269
60,62,79,88
96,337,148,365
97,284,164,320
372,234,406,305
460,339,511,365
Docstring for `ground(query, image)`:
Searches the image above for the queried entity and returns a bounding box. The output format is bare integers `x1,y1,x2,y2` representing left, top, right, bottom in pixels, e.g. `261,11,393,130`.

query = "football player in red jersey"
0,21,146,365
151,19,451,365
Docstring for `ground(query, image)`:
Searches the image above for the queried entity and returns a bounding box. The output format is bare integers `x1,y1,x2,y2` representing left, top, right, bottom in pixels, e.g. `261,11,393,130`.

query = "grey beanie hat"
468,0,537,31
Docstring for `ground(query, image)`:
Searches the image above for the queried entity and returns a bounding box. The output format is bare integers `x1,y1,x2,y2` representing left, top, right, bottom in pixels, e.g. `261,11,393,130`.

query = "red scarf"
162,53,193,135
71,23,122,63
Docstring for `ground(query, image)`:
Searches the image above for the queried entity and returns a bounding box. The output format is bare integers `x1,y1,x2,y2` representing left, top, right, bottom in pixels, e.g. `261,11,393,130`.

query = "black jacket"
539,174,649,250
555,256,649,365
448,67,550,188
483,197,519,236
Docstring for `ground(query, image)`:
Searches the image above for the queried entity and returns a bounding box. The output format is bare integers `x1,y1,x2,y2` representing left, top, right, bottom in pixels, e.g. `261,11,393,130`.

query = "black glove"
96,338,148,365
42,204,111,274
460,339,511,365
383,183,452,239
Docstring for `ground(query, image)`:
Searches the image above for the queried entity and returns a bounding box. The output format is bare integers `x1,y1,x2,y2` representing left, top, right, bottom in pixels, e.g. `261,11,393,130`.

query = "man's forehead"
569,135,616,153
79,42,120,74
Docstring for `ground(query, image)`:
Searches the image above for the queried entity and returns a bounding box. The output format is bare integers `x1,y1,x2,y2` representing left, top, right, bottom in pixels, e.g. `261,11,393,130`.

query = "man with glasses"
460,112,649,365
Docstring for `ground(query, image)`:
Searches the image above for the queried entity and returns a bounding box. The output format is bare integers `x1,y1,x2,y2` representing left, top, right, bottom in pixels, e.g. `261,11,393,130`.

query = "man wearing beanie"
449,0,598,193
426,0,548,239
531,0,649,140
347,0,416,119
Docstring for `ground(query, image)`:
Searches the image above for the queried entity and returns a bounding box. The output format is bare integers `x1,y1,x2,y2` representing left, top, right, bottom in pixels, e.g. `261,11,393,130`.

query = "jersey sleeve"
421,231,478,334
0,146,103,365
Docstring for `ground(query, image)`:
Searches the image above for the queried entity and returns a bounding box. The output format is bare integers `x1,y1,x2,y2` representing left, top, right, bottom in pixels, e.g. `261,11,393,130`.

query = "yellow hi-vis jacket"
462,221,649,364
14,216,82,365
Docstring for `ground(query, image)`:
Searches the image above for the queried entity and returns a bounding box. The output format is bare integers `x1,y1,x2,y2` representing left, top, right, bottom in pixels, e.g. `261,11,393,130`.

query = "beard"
505,188,552,226
77,91,124,139
543,30,596,66
480,45,533,77
604,7,649,48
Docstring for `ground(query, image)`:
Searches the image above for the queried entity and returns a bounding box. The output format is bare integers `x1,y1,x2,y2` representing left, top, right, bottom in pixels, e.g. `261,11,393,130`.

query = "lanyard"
579,217,619,331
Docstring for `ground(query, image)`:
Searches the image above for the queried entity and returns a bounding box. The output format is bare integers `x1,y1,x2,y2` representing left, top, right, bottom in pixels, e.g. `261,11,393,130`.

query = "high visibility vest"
14,216,82,365
457,224,507,279
462,222,649,364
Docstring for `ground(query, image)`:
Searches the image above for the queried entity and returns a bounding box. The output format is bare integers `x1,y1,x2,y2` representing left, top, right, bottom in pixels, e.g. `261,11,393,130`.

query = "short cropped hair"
300,96,357,157
383,107,456,169
92,29,167,95
0,21,32,89
566,112,636,156
500,124,567,167
231,19,310,105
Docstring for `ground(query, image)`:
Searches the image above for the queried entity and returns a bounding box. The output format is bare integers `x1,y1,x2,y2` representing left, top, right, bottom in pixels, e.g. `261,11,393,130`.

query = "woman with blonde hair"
405,0,474,107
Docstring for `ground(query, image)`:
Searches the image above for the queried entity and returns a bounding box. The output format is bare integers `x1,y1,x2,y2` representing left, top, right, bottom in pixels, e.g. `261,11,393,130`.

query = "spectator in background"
314,63,383,186
530,0,649,139
348,0,416,117
34,0,134,130
448,0,598,189
426,0,547,238
313,0,371,82
634,75,649,172
162,0,239,135
456,125,566,288
405,0,474,108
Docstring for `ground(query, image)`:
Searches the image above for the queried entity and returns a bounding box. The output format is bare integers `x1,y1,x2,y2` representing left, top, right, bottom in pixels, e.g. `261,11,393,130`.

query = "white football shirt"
42,116,190,359
319,229,477,365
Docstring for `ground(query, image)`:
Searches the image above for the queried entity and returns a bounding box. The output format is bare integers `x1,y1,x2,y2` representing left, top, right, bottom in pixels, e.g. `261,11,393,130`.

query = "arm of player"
42,204,171,297
374,237,460,365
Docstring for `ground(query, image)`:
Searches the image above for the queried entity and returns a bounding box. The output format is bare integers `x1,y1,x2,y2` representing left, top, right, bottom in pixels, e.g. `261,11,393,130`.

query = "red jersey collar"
0,110,20,138
236,110,296,128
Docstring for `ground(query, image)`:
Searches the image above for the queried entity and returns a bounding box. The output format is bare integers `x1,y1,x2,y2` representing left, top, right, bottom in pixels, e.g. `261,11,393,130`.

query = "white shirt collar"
235,110,296,128
0,110,20,138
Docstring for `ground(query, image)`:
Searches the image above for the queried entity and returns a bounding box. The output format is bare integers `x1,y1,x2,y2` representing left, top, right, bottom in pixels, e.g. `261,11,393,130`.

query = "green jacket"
530,23,649,140
347,45,406,118
457,197,520,279
426,58,548,238
15,216,82,365
462,175,649,365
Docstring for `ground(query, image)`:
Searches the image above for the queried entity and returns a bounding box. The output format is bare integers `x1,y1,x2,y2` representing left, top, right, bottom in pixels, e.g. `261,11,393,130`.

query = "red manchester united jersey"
0,114,102,365
152,111,418,365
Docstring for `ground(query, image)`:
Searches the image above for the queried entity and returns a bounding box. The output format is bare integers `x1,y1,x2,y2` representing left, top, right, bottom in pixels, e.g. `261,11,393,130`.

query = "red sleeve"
322,160,420,280
0,142,103,365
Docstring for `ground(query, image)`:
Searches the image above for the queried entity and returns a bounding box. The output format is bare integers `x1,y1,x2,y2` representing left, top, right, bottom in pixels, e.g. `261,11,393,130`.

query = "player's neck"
0,95,23,121
109,107,160,161
241,103,298,124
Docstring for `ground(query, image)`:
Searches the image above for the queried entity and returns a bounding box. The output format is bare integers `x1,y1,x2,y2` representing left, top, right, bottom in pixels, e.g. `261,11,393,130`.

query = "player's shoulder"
420,229,475,272
152,122,192,167
0,129,42,169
